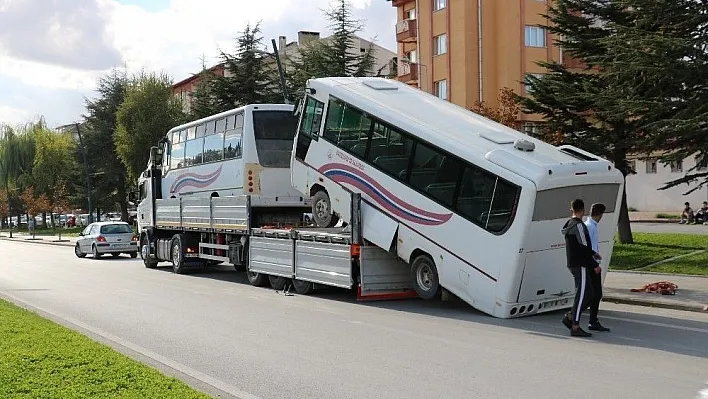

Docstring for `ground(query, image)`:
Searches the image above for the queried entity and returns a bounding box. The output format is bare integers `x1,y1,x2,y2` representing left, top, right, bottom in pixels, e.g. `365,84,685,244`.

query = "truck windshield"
252,110,298,167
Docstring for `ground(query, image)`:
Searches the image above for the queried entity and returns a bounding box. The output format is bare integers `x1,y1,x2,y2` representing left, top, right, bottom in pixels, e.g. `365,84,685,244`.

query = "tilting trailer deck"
139,192,418,300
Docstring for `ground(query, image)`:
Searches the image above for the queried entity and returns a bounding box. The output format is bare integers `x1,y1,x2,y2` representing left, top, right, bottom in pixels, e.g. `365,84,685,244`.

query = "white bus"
290,77,624,318
156,104,306,205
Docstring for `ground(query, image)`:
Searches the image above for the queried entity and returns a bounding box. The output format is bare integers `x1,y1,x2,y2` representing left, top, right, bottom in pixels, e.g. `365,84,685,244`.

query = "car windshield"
100,224,133,234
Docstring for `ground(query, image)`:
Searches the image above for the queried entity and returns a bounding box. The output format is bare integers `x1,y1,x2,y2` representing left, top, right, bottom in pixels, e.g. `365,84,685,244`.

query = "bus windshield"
252,110,298,167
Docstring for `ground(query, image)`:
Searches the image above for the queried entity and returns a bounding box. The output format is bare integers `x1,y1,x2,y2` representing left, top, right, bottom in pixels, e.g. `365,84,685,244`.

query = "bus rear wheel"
312,190,339,228
411,254,441,300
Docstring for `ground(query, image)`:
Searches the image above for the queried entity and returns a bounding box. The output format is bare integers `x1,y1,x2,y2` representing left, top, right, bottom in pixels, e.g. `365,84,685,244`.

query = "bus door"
294,96,324,161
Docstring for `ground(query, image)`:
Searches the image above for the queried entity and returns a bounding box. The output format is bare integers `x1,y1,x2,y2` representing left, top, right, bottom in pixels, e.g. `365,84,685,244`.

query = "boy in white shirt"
584,203,610,332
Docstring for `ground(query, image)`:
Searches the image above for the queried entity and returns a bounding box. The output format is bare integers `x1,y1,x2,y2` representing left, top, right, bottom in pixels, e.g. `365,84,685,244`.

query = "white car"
75,221,138,259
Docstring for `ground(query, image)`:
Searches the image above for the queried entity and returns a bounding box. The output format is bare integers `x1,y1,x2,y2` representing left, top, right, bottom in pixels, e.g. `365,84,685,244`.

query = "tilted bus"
289,77,624,318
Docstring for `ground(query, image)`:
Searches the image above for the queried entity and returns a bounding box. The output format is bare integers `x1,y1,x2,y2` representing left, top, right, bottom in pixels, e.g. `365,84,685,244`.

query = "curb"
0,237,74,247
603,295,708,313
609,270,708,279
630,219,678,224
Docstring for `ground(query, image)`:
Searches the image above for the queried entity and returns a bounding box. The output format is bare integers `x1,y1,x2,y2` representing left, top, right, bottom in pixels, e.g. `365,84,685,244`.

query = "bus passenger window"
224,133,242,159
455,166,497,227
171,141,185,169
203,132,224,163
215,117,227,133
369,128,413,181
486,180,519,232
185,136,204,166
324,100,371,156
409,142,462,207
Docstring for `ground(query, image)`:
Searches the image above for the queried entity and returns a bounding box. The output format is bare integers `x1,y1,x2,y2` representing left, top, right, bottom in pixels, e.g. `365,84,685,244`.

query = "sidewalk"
603,270,708,313
0,231,77,247
629,211,677,223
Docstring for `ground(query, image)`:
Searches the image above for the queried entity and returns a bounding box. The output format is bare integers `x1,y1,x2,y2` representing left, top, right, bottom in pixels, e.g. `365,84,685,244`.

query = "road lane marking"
604,315,708,334
0,292,263,399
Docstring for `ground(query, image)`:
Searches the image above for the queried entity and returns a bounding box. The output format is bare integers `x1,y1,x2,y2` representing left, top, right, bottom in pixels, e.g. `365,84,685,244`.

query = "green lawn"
0,227,84,237
0,298,212,399
610,232,708,275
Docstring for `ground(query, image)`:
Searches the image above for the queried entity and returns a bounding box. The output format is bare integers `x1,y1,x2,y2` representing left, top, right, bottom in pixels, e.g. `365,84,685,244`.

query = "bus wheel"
312,190,339,228
291,279,314,295
171,235,187,274
411,254,441,300
246,269,269,287
268,275,288,290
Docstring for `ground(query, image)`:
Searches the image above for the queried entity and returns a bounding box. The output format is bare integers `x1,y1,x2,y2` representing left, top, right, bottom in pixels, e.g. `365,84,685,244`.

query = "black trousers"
588,267,603,324
569,266,594,324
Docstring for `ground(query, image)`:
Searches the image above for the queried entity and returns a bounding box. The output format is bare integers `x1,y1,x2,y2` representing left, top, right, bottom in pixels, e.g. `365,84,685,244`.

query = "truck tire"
141,236,157,269
246,269,268,287
312,190,339,228
268,275,288,290
411,253,441,300
171,234,188,274
291,278,314,295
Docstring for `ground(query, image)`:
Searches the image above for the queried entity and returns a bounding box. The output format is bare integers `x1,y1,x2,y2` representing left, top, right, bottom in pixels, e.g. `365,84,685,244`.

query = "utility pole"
74,123,93,224
271,38,290,104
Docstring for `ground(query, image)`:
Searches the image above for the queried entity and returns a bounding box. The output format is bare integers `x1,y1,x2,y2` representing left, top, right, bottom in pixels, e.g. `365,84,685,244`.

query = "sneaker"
561,313,572,330
589,321,610,332
571,327,592,337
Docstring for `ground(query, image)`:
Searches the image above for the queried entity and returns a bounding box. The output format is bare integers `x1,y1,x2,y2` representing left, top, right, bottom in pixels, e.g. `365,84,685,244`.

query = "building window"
670,160,683,173
522,122,540,137
525,73,544,93
645,158,657,174
433,0,446,11
406,8,416,20
435,80,448,100
525,26,546,47
434,34,447,55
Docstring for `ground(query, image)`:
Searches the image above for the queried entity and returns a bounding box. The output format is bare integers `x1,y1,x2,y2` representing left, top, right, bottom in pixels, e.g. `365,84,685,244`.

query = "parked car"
74,221,138,259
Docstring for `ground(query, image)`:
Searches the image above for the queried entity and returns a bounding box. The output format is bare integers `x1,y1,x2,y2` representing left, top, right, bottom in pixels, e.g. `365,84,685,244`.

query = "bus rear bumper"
494,295,574,318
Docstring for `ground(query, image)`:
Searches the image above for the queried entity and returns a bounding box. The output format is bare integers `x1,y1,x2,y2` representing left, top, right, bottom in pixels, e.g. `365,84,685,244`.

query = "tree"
470,87,521,129
0,122,37,225
20,186,50,239
83,69,131,220
115,71,186,181
209,22,282,111
0,190,8,229
32,126,76,201
515,0,639,243
286,0,377,101
592,0,708,195
188,62,221,120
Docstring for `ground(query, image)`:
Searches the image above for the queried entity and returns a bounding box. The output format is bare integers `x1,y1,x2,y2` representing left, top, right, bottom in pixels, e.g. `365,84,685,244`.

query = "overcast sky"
0,0,397,128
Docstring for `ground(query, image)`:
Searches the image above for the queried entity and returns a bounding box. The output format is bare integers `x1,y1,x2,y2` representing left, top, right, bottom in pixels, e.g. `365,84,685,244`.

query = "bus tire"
411,254,441,300
312,190,339,228
171,235,187,274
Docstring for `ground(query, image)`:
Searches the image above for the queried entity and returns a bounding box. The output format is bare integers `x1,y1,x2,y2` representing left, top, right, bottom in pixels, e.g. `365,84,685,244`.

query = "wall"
625,155,708,212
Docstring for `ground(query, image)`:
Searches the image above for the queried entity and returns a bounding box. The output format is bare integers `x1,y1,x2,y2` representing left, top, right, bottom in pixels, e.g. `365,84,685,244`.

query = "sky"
0,0,397,128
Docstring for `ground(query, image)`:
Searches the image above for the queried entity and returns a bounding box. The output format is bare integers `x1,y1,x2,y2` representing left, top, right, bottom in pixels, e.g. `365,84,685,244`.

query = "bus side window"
204,119,224,163
224,113,243,159
171,141,185,169
324,100,371,156
299,97,324,139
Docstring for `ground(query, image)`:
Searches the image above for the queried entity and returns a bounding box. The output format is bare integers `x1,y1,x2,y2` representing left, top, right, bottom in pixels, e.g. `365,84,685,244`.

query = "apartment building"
389,0,568,134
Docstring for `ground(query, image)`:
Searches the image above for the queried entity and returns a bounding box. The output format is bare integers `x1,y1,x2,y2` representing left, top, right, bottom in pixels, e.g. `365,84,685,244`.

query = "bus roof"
166,103,294,135
306,77,601,171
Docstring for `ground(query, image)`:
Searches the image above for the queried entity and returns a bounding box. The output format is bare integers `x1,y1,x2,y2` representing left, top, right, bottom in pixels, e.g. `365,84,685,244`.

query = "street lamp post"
74,123,94,224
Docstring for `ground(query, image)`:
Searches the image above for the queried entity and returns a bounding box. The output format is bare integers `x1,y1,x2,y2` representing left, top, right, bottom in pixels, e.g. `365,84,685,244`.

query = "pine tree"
286,0,377,101
594,0,708,194
516,0,640,243
189,59,221,120
210,22,281,110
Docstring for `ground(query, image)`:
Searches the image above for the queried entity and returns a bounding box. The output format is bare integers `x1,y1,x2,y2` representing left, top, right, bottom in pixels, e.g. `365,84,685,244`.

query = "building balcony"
396,19,417,43
397,61,418,82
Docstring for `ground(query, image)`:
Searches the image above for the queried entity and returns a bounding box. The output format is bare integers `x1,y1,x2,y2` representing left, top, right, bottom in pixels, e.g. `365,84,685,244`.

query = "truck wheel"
312,190,339,228
246,269,268,287
171,235,187,274
411,254,441,300
291,278,314,295
141,236,157,269
268,275,288,290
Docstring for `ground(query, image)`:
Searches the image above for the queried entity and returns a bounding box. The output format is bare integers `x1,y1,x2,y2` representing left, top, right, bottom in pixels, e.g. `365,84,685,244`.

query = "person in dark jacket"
560,198,601,337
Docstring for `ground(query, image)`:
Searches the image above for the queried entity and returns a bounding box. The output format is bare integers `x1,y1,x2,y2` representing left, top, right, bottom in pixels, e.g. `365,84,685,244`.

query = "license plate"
111,244,130,249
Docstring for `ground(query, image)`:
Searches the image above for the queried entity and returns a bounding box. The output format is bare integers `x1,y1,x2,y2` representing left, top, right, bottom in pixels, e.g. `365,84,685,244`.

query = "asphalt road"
1,240,707,399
